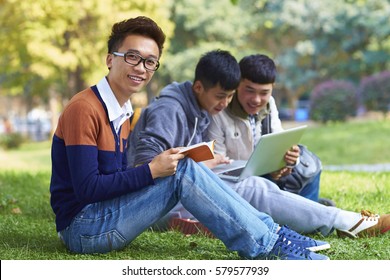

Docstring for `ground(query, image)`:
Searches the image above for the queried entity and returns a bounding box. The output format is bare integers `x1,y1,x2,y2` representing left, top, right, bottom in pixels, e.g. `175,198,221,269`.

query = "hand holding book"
178,140,216,162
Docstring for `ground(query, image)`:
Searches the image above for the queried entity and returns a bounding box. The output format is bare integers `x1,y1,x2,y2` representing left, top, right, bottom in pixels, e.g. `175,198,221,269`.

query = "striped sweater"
50,85,154,232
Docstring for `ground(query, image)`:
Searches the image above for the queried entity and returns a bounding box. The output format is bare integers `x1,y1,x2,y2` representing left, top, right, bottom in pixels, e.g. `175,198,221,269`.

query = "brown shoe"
337,210,390,238
362,213,390,237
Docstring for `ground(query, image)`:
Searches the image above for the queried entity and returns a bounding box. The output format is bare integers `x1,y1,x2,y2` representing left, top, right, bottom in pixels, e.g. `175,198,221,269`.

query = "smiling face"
193,81,235,115
106,34,160,106
236,78,273,115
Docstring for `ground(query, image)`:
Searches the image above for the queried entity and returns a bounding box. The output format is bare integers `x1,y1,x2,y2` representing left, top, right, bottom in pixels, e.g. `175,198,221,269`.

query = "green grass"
0,119,389,260
0,171,238,260
301,119,390,165
0,140,51,173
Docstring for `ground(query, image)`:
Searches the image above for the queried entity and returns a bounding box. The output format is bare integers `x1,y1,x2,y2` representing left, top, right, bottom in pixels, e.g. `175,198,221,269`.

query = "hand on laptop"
284,145,300,166
203,154,232,169
270,167,293,180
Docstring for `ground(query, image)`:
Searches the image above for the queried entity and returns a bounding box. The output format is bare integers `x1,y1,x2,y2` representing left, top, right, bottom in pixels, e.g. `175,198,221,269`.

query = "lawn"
0,119,389,260
300,119,390,165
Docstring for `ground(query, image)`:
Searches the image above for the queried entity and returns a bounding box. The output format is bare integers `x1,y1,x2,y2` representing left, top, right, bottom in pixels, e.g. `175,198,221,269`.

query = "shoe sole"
381,226,390,234
337,229,357,238
307,243,331,252
336,214,379,238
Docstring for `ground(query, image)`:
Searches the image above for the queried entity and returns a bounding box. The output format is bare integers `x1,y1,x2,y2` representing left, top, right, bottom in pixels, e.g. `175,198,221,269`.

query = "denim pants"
225,175,339,236
165,174,340,237
298,172,321,202
59,158,279,258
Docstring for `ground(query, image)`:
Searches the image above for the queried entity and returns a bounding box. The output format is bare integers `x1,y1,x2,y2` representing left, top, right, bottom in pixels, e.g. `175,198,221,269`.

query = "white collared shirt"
96,77,133,134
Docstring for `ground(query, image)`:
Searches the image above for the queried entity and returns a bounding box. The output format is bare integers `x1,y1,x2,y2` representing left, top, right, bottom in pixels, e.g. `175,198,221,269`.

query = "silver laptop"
212,125,307,182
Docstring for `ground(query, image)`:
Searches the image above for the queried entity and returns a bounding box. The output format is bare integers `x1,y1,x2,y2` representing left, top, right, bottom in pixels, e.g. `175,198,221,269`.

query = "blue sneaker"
267,234,330,260
278,225,330,252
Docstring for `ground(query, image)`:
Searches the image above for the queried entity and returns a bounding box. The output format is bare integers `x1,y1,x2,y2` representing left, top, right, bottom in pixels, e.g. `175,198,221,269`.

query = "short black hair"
239,54,277,84
194,50,241,91
108,16,166,57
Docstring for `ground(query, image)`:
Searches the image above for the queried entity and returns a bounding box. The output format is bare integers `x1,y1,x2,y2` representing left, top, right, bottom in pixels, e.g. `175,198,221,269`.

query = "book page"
179,140,215,162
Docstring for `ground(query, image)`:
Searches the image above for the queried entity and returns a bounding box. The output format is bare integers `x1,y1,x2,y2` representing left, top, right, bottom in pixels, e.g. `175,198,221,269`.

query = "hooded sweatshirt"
127,81,210,167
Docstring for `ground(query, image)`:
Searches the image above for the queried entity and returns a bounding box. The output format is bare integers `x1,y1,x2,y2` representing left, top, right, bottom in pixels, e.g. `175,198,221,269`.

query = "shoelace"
275,235,311,259
362,210,390,235
279,226,312,242
361,209,379,221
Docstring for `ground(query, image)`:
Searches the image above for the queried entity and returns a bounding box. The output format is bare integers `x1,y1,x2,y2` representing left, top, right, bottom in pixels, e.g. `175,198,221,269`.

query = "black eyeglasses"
112,51,160,71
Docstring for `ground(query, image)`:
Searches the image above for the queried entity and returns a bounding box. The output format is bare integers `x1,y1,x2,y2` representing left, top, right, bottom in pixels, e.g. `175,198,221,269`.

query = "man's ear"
106,53,113,70
192,80,204,94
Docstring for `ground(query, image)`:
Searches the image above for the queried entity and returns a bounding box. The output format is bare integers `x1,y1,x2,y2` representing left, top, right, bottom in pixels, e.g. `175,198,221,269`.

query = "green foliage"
159,0,390,108
0,0,174,99
0,132,25,150
359,71,390,116
162,0,254,84
1,0,390,111
248,0,390,111
309,80,358,123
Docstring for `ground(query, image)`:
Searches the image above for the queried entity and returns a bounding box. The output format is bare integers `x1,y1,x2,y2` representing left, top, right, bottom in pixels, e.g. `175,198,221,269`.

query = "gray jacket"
127,81,210,167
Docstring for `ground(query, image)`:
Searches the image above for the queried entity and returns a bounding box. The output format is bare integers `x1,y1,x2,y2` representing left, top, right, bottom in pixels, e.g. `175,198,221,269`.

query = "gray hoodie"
127,81,210,167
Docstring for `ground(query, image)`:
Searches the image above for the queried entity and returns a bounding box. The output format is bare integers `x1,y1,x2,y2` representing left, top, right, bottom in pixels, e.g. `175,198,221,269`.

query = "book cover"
179,140,215,162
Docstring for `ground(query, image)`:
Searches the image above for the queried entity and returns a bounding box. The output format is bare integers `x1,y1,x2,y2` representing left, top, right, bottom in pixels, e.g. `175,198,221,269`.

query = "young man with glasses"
49,17,329,259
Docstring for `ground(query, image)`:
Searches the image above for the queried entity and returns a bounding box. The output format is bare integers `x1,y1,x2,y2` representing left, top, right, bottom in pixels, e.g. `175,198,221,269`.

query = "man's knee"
232,176,279,202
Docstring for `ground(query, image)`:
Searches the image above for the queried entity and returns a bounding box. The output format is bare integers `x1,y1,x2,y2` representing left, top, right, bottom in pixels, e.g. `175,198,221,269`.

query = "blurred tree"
0,0,174,133
161,0,389,116
252,0,390,114
310,80,358,123
1,0,389,123
160,0,268,90
0,0,173,104
359,71,390,117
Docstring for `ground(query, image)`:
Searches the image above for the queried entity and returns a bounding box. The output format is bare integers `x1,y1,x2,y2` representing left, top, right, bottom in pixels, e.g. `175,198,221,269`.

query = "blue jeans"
161,173,339,237
298,172,321,202
59,158,279,258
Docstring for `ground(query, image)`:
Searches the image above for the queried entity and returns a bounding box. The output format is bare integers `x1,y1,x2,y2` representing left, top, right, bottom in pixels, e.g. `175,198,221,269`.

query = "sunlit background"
0,0,389,146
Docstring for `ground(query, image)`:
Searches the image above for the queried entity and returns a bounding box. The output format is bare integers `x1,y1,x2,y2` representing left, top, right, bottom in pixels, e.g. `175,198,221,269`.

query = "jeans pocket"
80,230,126,254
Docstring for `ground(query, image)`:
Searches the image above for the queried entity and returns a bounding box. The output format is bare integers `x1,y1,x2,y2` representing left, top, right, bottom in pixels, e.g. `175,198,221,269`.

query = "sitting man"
208,54,332,204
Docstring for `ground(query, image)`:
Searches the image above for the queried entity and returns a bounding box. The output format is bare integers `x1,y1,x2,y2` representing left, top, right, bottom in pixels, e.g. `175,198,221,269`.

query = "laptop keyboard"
222,167,244,177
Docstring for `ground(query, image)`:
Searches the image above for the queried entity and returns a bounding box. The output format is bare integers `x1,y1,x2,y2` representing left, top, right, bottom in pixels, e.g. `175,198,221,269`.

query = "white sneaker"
336,210,388,238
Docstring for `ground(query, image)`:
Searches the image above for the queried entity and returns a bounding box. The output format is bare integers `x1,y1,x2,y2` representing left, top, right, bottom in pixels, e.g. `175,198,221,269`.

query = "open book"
179,140,216,162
